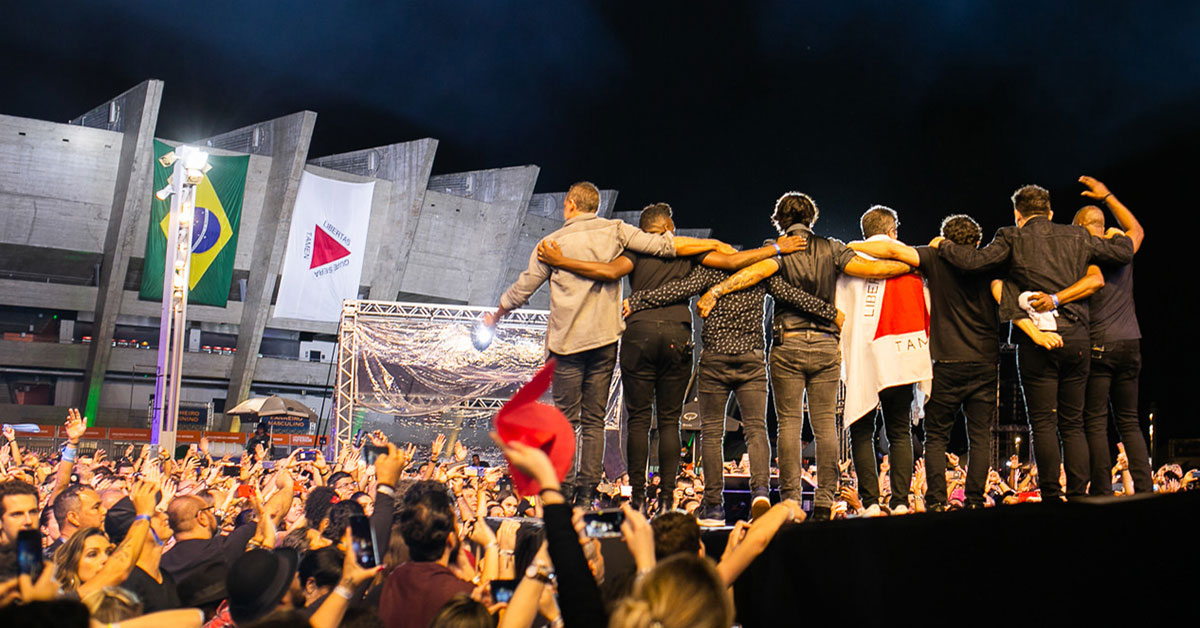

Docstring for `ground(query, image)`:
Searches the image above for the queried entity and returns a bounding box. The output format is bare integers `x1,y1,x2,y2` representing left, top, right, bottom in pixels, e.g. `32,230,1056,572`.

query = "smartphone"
582,509,624,539
297,449,318,462
490,579,517,604
222,464,241,477
352,430,365,448
237,484,256,499
362,445,388,466
348,514,379,568
261,461,275,471
17,529,42,578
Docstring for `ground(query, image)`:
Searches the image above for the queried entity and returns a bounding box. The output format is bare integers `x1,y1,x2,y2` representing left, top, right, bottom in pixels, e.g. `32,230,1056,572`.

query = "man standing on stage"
849,214,999,510
935,184,1134,499
534,202,807,515
483,183,734,506
695,192,912,521
838,206,931,516
1064,176,1149,494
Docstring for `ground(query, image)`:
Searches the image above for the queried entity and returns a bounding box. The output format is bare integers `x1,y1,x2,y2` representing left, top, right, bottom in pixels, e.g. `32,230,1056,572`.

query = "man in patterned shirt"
626,247,840,525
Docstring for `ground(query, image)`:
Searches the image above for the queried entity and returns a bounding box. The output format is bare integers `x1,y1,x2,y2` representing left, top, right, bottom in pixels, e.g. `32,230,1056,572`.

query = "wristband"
1101,193,1113,202
376,484,395,497
1050,294,1059,308
134,514,152,523
538,487,563,497
62,447,77,463
772,242,782,255
333,584,355,600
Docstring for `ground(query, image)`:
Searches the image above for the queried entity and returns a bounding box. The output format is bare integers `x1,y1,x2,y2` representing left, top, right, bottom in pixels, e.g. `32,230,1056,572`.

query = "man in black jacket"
935,184,1134,499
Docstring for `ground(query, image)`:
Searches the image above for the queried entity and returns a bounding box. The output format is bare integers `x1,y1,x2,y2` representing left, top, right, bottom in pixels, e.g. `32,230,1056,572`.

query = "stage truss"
333,300,553,456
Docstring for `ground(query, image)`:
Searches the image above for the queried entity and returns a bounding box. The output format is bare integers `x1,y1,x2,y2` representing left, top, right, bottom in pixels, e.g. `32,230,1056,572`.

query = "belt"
781,330,837,339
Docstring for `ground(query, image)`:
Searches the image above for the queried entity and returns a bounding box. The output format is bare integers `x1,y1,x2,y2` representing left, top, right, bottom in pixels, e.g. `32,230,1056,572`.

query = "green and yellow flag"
139,140,249,306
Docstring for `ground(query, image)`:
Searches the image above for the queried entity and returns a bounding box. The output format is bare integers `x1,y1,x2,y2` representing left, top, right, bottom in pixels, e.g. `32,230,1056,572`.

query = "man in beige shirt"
483,181,732,505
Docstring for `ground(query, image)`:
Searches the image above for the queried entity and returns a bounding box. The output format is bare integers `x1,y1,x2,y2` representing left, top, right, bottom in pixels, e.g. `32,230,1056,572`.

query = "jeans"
923,361,997,506
1083,339,1151,494
697,350,770,507
1015,330,1090,499
849,384,914,510
621,320,692,502
551,343,618,497
770,331,841,507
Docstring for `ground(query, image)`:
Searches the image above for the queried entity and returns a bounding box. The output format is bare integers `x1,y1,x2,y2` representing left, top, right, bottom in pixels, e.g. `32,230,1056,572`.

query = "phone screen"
297,449,317,462
582,509,624,538
222,464,241,477
490,579,517,604
17,529,42,577
362,445,387,466
349,514,379,568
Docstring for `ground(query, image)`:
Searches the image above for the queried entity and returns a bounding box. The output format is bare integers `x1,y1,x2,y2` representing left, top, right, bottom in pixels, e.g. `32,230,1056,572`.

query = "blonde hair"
609,554,733,628
82,586,143,623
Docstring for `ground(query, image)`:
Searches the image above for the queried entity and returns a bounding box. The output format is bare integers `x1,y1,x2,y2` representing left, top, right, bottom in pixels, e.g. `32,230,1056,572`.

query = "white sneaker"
891,504,909,515
863,504,884,517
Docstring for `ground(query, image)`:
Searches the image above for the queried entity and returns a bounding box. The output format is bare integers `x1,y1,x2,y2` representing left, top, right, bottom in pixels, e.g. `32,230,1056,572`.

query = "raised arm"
627,265,726,313
696,259,781,317
51,409,87,502
716,500,803,586
1026,265,1104,313
765,275,838,321
77,480,156,599
537,239,634,281
701,235,807,271
1080,175,1143,253
846,240,921,267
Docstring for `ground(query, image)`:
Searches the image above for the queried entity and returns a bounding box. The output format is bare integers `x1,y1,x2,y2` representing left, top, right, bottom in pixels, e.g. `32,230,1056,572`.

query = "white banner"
274,171,375,322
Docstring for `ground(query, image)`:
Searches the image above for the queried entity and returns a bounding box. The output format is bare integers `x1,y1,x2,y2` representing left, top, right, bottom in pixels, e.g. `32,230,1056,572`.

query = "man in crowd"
483,181,734,506
162,494,258,608
935,183,1134,499
535,201,808,515
48,483,108,559
1068,176,1149,494
105,497,181,612
838,206,931,516
695,192,911,520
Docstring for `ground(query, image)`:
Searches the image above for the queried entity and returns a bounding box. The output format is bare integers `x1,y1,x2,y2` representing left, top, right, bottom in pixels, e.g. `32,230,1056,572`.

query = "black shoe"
810,506,832,521
653,495,675,518
572,487,597,509
630,493,645,512
927,502,948,513
695,503,726,527
750,487,772,520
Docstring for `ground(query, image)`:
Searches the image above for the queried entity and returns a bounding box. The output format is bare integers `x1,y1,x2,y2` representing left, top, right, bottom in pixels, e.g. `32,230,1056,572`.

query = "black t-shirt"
122,566,181,613
1089,262,1140,343
620,251,700,324
916,246,999,362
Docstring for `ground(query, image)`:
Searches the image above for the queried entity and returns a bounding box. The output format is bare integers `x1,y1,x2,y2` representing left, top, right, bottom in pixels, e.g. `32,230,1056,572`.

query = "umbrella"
225,395,318,421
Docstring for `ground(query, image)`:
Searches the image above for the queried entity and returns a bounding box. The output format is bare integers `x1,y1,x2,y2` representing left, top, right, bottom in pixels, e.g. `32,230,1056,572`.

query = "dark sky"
3,2,1198,436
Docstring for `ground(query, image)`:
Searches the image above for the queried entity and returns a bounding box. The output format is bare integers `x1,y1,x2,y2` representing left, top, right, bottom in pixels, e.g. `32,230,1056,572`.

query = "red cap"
494,359,575,496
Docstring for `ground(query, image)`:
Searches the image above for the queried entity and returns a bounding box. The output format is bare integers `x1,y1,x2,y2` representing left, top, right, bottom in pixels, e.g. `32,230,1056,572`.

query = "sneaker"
809,506,832,521
862,504,885,518
891,504,910,515
695,503,726,527
750,487,772,520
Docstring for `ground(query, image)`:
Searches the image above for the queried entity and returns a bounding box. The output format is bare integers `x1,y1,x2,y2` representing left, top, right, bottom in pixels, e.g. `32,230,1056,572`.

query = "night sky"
3,3,1198,439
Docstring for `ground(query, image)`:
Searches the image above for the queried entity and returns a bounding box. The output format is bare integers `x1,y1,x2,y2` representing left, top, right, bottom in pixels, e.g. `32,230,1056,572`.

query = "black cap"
103,497,136,544
226,548,299,624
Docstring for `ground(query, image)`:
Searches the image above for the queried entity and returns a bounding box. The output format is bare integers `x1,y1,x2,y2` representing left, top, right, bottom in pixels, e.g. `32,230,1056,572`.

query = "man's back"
773,225,855,334
378,561,473,628
915,246,998,363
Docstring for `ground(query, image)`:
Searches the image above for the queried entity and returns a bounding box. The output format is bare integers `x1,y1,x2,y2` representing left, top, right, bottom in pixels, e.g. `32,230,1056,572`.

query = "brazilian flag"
139,140,249,307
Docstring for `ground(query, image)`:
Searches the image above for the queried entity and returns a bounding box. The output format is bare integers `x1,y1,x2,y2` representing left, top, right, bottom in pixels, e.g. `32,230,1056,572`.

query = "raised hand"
199,436,210,456
431,434,446,461
1078,175,1111,201
619,502,656,571
497,519,520,553
369,430,389,447
490,433,558,490
64,408,86,444
2,424,14,442
453,440,468,462
130,478,159,516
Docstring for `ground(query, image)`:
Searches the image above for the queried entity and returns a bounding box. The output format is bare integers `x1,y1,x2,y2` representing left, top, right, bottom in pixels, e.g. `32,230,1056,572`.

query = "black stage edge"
732,492,1200,627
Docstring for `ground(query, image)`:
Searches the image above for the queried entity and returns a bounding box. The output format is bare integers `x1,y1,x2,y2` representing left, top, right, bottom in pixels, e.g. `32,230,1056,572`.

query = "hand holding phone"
349,514,379,568
17,529,43,578
582,509,624,538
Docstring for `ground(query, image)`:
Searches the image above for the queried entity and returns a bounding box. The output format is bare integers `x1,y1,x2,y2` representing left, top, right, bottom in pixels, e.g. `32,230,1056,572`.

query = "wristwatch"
525,562,555,583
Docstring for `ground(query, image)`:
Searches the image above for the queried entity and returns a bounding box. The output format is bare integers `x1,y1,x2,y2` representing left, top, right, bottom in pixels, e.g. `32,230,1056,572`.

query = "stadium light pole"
151,146,208,458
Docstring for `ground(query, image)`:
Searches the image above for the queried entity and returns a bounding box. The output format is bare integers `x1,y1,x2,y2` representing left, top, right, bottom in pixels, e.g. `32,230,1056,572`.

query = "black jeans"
923,361,997,506
770,331,841,507
1084,339,1150,494
1016,330,1090,498
621,320,692,502
551,343,618,496
849,384,914,509
697,350,770,507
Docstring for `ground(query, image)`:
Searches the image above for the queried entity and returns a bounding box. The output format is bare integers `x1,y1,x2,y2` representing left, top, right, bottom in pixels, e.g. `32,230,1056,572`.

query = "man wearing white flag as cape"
274,171,376,322
837,206,932,516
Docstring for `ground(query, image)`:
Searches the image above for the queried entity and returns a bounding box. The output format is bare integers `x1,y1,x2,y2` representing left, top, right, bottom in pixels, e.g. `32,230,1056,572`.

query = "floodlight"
472,322,495,351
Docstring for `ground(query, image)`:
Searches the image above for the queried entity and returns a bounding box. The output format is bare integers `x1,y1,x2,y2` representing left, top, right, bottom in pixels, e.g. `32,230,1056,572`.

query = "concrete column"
75,80,165,425
205,112,317,425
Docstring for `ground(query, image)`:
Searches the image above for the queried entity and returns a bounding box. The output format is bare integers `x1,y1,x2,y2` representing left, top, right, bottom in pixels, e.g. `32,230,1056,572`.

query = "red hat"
494,359,575,496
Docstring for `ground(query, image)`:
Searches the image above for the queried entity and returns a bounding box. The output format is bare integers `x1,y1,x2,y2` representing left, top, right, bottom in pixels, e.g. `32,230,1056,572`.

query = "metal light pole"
151,147,207,458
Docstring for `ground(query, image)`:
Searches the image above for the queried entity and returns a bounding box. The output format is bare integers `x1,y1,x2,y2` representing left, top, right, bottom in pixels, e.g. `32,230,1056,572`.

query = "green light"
83,380,102,428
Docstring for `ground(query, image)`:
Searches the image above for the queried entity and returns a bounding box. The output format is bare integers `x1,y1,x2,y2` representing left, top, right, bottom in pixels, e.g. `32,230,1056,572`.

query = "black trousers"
1083,339,1151,494
923,361,997,506
620,320,692,501
849,384,914,509
1015,331,1090,499
551,343,618,497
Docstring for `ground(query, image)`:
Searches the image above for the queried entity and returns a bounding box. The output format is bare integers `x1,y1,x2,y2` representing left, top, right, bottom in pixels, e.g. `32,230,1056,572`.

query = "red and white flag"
836,237,932,426
274,171,375,322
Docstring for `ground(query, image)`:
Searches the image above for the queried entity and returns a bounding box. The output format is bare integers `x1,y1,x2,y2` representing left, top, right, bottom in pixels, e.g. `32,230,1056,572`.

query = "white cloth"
1018,291,1058,331
836,236,933,427
274,171,376,322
